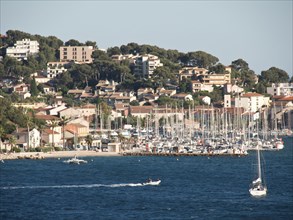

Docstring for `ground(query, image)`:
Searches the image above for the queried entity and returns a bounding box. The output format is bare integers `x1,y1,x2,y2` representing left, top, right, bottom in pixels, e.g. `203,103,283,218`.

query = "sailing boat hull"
249,187,267,197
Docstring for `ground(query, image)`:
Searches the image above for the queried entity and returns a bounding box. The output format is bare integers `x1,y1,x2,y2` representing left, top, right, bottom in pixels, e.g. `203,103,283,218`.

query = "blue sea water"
1,137,292,220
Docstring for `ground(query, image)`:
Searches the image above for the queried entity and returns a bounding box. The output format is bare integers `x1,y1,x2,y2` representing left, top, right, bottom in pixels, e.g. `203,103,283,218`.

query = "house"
42,84,56,94
34,75,50,84
171,93,193,101
48,105,67,116
129,106,154,118
42,128,61,147
191,80,214,93
137,87,154,100
199,96,211,105
114,103,129,117
157,87,176,97
67,89,85,98
108,143,121,153
100,92,136,106
75,104,96,117
12,128,41,150
58,107,81,119
13,83,29,93
271,96,293,130
224,83,244,94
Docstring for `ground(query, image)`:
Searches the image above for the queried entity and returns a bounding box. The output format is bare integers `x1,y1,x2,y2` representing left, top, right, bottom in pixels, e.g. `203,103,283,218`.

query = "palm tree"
0,126,6,153
59,116,70,150
49,119,59,148
8,136,17,152
85,135,93,150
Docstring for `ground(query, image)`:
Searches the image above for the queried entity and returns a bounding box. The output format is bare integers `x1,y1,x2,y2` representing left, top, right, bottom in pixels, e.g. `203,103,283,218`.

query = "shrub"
54,146,62,151
35,147,42,152
42,147,54,153
11,147,21,153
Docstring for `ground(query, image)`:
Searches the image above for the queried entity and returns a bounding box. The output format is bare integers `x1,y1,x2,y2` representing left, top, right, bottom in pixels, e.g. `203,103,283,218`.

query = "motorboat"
63,156,87,165
142,179,161,186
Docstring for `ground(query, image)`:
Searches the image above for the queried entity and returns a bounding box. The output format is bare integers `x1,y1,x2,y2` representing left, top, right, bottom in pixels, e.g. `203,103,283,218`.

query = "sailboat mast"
256,120,262,181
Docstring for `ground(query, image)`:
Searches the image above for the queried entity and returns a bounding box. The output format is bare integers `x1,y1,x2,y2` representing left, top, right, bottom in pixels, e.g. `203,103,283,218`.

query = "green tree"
59,116,70,149
30,76,38,96
231,58,257,90
152,66,176,87
65,39,83,46
85,135,93,150
130,100,140,106
260,67,289,84
107,46,121,56
85,41,97,48
49,119,59,148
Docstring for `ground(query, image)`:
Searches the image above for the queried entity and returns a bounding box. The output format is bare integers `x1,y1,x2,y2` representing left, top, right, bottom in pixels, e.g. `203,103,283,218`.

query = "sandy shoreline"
0,150,121,160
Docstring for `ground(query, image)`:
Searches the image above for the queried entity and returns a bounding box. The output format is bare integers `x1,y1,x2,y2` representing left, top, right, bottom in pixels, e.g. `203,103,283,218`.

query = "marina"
1,136,292,219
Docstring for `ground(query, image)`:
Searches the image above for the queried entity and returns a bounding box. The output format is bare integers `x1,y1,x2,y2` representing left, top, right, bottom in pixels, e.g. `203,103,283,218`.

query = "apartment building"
46,62,69,79
134,54,163,78
59,46,94,63
234,92,270,112
178,67,209,81
201,72,231,86
6,39,39,60
267,83,293,96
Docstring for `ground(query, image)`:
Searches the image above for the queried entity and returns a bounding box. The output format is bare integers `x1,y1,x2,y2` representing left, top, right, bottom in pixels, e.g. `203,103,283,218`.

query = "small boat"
249,143,267,197
142,179,161,186
63,156,87,165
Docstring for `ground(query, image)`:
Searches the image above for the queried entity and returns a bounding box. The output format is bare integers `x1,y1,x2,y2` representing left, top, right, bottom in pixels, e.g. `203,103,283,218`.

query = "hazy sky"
1,0,292,76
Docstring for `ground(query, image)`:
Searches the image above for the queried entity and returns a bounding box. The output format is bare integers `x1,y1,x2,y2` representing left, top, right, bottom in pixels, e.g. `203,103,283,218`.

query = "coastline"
0,150,121,160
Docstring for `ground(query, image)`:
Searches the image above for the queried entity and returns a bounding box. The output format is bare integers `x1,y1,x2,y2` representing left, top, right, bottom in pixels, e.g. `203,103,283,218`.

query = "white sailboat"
249,143,267,197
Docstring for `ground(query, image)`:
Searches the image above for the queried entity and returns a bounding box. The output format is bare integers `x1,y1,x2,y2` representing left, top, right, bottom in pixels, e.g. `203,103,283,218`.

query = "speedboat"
142,179,161,186
63,156,87,165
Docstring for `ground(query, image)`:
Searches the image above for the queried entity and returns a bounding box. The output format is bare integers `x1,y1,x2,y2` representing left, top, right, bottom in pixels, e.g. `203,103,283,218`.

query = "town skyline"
1,0,292,76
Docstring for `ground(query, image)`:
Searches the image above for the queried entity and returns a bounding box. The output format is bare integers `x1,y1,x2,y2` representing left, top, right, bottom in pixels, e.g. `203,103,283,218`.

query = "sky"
1,0,292,76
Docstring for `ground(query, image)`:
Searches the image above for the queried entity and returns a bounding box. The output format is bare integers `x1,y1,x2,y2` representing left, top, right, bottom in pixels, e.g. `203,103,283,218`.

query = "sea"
1,137,292,220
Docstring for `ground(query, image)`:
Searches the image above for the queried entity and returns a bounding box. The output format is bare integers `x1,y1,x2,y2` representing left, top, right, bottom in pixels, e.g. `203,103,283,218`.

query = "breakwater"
122,152,247,157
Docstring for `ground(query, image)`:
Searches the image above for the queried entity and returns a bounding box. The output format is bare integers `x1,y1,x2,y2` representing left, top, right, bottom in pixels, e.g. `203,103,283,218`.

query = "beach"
0,150,121,160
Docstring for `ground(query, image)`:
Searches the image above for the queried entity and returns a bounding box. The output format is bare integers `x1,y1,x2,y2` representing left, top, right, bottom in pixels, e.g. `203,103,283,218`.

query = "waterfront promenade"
0,151,121,160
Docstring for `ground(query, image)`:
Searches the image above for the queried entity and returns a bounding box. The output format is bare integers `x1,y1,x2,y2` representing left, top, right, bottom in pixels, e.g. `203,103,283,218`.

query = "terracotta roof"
241,92,263,97
35,115,60,121
130,106,154,114
43,128,59,134
279,96,293,101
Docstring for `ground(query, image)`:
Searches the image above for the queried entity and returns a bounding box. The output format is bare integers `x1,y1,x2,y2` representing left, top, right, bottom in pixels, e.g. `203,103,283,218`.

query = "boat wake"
1,182,149,190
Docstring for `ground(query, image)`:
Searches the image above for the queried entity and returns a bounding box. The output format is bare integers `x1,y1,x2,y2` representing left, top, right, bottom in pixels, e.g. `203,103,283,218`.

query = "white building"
46,62,69,79
191,80,214,93
6,39,39,60
267,83,293,96
134,54,163,78
234,92,270,112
